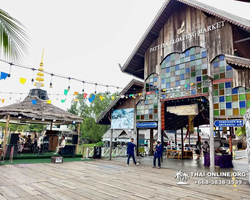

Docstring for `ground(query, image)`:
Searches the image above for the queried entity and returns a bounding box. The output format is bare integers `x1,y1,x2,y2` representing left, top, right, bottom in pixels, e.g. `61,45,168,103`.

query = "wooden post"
109,129,113,160
181,117,184,160
229,127,233,160
50,121,53,131
150,129,153,155
3,115,10,150
76,122,80,154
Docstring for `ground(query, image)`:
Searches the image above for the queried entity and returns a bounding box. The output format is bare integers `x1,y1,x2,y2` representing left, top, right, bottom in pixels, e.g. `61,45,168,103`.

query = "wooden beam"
234,37,250,44
76,122,80,154
150,30,159,37
3,114,10,150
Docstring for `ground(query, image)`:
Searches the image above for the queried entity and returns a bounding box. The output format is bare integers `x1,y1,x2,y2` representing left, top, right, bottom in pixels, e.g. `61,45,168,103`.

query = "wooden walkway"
0,159,249,200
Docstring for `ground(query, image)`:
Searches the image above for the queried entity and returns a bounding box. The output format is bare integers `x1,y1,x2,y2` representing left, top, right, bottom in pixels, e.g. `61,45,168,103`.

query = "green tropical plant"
68,92,113,143
0,9,29,62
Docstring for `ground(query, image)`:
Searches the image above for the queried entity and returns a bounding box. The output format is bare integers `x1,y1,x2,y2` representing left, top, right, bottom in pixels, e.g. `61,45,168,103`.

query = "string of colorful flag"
0,88,154,104
0,58,124,90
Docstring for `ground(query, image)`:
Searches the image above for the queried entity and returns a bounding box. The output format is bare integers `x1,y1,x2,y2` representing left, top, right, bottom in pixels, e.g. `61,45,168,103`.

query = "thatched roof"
0,96,83,124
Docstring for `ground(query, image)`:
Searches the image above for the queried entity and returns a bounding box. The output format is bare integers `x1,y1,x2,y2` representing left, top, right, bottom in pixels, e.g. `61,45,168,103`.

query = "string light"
31,68,35,83
67,77,71,91
95,83,97,94
82,81,85,93
8,63,13,77
50,74,54,88
0,58,124,90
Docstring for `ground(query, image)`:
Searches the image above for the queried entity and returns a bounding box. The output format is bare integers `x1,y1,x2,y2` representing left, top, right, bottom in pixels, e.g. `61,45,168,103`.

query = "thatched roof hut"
0,91,83,125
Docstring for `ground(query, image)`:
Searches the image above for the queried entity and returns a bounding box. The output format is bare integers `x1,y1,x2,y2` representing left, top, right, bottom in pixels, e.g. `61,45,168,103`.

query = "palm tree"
0,9,29,62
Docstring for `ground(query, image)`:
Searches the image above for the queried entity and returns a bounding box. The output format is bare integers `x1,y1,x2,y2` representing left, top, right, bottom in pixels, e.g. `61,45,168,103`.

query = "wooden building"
116,0,250,162
96,79,144,142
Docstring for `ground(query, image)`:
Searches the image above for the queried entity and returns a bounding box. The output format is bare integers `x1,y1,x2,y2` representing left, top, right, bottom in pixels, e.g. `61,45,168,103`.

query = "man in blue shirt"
153,140,162,169
127,138,139,166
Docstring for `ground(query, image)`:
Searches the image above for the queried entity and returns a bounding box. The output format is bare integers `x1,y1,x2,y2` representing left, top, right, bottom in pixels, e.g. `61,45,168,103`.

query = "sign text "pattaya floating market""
150,21,226,52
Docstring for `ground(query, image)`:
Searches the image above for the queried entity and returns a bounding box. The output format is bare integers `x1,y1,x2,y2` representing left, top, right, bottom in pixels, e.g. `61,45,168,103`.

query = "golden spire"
35,49,45,87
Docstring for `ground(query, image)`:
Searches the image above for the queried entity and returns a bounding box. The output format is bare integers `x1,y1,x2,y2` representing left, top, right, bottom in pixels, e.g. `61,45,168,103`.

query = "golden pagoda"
35,49,45,87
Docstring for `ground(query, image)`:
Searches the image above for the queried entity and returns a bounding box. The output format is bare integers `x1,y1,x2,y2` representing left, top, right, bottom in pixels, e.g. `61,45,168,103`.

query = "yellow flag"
20,77,27,84
2,99,4,103
112,96,115,100
99,95,105,101
139,93,142,96
47,100,51,104
74,92,78,96
74,99,79,102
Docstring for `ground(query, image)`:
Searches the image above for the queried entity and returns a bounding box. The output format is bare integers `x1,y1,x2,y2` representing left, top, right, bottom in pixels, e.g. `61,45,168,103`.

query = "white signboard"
111,108,134,129
167,104,198,116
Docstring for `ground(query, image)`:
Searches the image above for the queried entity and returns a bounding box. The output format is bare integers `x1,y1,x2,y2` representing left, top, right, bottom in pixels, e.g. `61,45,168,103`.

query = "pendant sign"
214,120,244,127
136,122,157,128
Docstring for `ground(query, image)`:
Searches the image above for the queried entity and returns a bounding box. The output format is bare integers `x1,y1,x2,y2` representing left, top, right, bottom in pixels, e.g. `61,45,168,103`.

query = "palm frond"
0,9,30,63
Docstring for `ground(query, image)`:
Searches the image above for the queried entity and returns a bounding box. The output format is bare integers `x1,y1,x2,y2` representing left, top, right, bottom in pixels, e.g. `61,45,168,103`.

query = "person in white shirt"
54,136,66,154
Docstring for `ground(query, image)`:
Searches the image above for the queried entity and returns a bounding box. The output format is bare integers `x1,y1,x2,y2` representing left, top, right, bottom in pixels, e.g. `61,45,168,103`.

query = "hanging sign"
150,20,225,52
214,120,244,127
136,122,157,128
167,104,198,116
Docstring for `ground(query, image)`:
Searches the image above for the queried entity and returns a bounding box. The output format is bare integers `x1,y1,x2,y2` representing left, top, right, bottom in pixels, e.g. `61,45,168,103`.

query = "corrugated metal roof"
121,0,250,79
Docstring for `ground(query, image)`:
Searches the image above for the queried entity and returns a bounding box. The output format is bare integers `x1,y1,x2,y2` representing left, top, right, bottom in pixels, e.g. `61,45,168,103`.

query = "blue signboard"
214,120,244,127
136,122,157,128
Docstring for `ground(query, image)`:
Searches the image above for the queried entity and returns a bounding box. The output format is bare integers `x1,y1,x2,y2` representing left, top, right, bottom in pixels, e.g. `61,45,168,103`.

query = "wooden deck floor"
0,159,249,200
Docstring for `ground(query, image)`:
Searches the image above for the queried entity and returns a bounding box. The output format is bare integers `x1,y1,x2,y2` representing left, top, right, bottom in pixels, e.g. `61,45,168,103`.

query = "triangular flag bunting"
47,100,52,104
155,91,158,93
64,89,69,95
31,100,37,105
61,99,66,103
74,92,78,96
139,93,142,96
83,93,88,99
129,94,133,97
0,72,8,80
2,99,5,103
99,95,105,101
74,99,79,102
88,94,95,103
20,77,27,84
112,96,115,100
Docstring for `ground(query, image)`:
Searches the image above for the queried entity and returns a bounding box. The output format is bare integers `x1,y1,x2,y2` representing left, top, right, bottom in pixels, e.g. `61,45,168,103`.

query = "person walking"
195,136,202,163
127,138,139,166
153,140,162,169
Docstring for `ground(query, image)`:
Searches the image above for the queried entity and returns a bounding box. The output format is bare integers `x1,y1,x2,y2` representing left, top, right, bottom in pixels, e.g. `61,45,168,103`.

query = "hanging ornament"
8,63,12,77
94,83,97,94
82,81,85,93
50,74,53,88
31,68,35,83
116,87,119,98
106,85,109,95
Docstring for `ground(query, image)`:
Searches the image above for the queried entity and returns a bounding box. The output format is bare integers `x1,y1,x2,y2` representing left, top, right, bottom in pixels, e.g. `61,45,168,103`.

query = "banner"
111,108,134,129
167,104,198,116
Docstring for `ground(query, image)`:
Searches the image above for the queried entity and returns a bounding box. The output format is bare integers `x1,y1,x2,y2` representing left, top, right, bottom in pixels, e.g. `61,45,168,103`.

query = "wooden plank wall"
145,4,234,78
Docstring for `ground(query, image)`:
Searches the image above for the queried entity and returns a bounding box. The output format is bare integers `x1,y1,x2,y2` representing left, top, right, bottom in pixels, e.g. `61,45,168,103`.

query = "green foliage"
28,124,46,132
235,127,246,137
0,9,29,62
0,123,45,133
68,92,112,143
